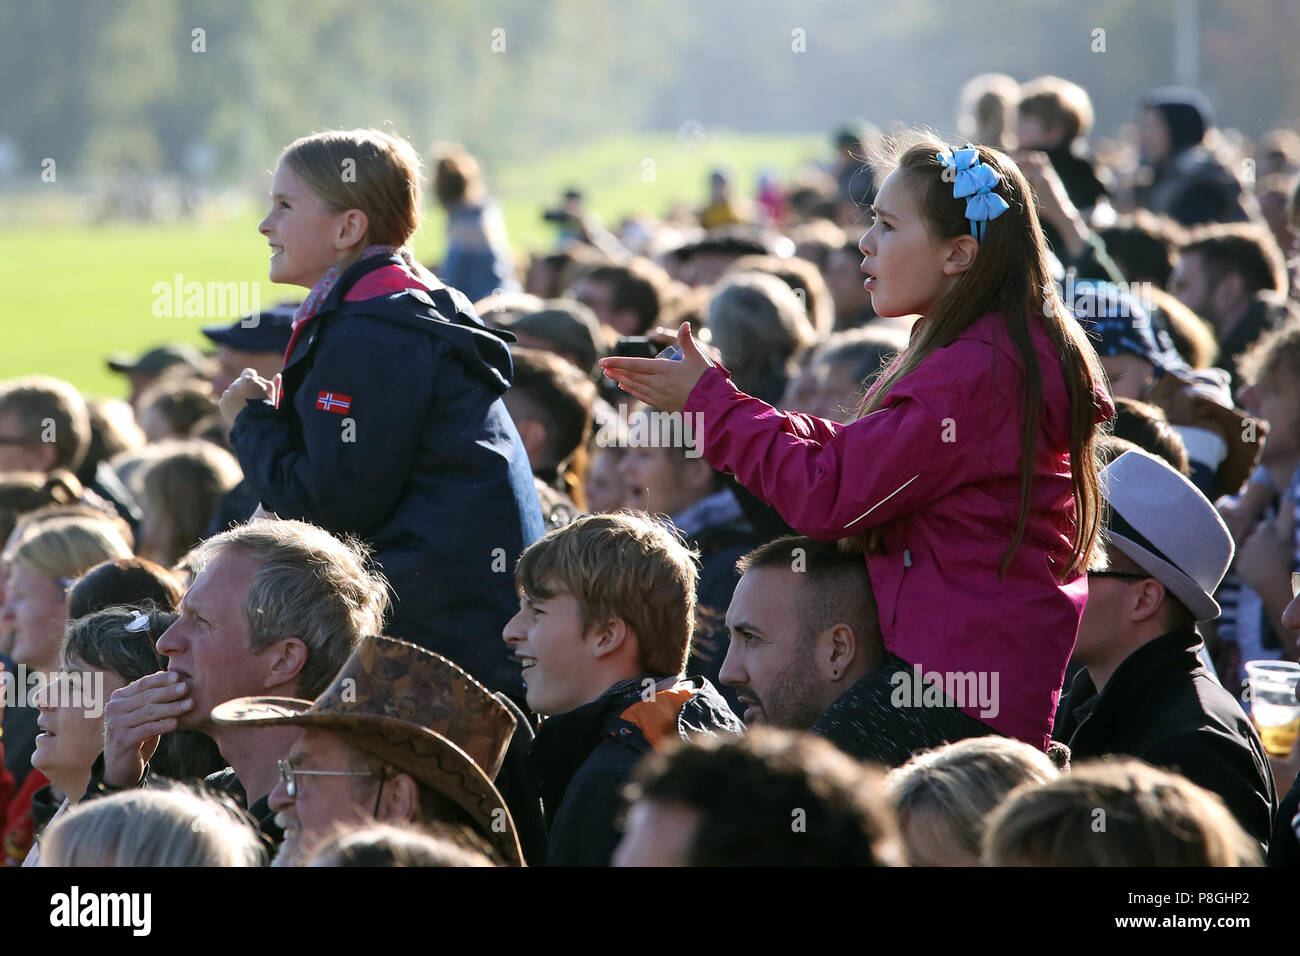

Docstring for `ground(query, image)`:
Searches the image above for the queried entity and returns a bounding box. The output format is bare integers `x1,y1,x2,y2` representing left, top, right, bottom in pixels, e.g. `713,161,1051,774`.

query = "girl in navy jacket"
219,129,544,697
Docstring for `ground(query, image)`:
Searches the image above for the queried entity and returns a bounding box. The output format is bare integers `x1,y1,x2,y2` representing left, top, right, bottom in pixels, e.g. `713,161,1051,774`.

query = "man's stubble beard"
766,642,828,731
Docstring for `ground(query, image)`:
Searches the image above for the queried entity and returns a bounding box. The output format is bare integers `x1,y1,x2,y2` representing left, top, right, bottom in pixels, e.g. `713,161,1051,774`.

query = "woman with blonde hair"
38,784,266,866
983,757,1263,866
0,471,85,654
887,736,1060,866
3,515,133,678
217,128,543,699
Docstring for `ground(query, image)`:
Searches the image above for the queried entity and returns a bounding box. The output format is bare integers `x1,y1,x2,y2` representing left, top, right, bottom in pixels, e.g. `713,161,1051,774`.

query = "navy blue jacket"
528,674,744,866
230,253,545,696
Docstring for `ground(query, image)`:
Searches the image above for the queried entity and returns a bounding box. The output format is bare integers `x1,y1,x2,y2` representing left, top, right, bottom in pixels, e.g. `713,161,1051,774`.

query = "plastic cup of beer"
1244,660,1300,757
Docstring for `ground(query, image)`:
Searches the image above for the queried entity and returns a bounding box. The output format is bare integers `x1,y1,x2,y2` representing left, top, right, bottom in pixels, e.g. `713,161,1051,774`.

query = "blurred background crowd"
4,0,1300,870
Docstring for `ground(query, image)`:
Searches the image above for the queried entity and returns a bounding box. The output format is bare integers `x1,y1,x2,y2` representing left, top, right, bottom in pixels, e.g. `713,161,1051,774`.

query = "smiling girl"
218,129,544,698
602,135,1114,749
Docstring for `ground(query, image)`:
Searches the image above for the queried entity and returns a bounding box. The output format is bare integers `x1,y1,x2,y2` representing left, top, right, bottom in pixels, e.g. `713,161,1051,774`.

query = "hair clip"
936,143,1010,241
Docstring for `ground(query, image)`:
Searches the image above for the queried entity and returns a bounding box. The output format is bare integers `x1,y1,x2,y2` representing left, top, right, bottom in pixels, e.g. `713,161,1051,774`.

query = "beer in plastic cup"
1244,660,1300,757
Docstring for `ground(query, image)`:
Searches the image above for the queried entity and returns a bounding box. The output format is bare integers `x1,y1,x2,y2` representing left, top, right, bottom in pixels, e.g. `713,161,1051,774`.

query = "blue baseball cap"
202,303,298,354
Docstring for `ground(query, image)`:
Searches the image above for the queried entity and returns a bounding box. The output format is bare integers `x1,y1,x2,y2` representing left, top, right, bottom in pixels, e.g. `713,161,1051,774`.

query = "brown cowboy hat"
210,635,524,866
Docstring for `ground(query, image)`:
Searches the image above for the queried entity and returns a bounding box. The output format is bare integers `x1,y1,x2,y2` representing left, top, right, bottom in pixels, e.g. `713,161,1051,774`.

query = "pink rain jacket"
684,311,1114,747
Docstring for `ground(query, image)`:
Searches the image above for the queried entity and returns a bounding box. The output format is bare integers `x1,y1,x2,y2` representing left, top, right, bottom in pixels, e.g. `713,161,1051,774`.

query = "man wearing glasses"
0,376,139,537
1053,449,1277,850
0,377,90,476
212,635,526,867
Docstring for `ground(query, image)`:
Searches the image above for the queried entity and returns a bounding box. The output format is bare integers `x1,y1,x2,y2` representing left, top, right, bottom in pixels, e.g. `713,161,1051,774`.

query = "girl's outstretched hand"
598,322,715,413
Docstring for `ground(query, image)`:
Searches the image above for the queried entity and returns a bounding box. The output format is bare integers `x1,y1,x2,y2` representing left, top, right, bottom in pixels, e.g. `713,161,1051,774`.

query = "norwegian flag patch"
315,391,352,414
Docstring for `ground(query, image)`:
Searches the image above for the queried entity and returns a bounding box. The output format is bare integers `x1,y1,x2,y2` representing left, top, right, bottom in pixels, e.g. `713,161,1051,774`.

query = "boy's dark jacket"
230,253,545,697
528,674,744,866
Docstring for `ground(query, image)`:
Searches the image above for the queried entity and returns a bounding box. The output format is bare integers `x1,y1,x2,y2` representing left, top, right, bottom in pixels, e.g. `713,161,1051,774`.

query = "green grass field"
2,132,825,398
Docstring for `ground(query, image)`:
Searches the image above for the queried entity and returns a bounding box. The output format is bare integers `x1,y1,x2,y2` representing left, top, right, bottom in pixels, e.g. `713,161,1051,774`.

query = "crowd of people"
4,71,1300,868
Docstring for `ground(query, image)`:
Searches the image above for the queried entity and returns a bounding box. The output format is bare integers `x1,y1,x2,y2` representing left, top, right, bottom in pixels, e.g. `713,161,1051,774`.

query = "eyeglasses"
277,757,375,799
1087,571,1152,580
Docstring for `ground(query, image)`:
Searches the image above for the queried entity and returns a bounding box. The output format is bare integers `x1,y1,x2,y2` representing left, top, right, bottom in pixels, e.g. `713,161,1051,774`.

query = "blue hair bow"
937,144,1009,241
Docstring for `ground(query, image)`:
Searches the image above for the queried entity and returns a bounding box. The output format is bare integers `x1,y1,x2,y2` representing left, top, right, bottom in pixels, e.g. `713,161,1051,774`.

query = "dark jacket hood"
322,252,519,394
1145,87,1212,154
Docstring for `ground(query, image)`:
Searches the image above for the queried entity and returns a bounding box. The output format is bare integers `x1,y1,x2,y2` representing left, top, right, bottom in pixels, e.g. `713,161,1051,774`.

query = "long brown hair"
846,133,1106,580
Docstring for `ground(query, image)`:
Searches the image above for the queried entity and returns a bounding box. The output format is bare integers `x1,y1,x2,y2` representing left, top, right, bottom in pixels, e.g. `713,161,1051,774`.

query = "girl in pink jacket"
601,137,1113,749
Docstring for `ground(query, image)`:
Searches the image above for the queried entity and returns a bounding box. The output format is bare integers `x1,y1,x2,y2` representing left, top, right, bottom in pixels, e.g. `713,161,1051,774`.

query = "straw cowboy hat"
211,635,524,866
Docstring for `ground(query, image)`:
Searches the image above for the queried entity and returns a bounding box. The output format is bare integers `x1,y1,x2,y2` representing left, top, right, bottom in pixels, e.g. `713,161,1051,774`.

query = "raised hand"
102,671,194,790
598,322,715,413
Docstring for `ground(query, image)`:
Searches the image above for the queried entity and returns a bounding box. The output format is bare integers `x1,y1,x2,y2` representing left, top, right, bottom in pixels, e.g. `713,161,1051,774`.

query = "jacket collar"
527,677,662,816
279,252,519,393
533,676,685,753
282,253,407,367
1169,144,1213,176
314,251,408,318
528,675,739,802
1065,626,1204,728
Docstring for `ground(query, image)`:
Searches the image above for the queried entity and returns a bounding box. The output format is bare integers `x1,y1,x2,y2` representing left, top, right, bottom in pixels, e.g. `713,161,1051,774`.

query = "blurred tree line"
1,0,1296,182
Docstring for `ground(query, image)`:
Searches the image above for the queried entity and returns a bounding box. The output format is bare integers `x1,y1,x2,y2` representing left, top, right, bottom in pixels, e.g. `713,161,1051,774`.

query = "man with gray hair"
1054,449,1277,849
86,518,388,842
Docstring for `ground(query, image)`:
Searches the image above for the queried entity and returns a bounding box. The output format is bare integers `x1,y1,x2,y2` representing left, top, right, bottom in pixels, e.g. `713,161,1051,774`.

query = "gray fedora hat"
1101,450,1235,621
